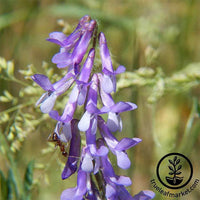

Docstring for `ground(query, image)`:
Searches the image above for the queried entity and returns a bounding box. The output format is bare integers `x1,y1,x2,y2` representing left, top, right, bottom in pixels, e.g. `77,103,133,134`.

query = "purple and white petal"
107,112,122,132
110,176,132,186
40,92,57,113
115,151,131,169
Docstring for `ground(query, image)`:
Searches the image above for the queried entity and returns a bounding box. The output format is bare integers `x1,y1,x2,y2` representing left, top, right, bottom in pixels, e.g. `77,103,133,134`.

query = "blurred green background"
0,0,200,199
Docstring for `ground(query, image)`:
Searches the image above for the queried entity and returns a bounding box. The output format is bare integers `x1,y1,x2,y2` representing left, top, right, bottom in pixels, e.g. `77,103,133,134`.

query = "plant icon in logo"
156,153,193,189
166,156,183,186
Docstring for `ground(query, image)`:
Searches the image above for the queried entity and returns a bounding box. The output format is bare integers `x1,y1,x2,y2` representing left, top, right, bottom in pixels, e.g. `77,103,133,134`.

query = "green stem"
1,76,30,87
0,132,24,199
0,101,34,115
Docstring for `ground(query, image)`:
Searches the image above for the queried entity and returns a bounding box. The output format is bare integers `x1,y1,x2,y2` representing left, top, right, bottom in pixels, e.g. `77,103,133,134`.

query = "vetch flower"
99,32,126,94
61,169,88,200
47,15,91,47
98,73,137,132
98,116,141,169
52,20,96,68
81,126,108,173
32,72,74,113
78,74,100,134
62,120,81,179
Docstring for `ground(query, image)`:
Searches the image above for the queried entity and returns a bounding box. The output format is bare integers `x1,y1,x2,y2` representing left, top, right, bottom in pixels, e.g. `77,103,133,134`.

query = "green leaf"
7,169,19,200
0,170,8,200
24,161,34,199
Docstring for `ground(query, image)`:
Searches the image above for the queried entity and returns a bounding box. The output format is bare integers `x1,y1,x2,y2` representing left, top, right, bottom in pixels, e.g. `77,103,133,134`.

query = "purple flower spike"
99,32,126,93
62,120,81,179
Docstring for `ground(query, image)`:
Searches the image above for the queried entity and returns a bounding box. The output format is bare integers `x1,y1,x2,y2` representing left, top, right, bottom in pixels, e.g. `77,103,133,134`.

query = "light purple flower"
98,73,137,132
78,74,100,134
98,116,141,169
70,48,95,106
31,72,74,113
99,32,126,93
81,126,108,173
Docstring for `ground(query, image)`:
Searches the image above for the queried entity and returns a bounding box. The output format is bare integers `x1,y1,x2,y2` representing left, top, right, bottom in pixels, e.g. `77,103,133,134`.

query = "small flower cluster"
32,15,155,200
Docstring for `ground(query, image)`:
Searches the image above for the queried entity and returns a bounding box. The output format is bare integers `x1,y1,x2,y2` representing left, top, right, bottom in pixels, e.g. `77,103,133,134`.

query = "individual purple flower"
97,139,133,199
49,49,95,122
70,48,95,106
52,20,96,68
61,167,101,200
47,15,91,48
99,32,126,93
97,139,155,200
32,72,74,113
61,169,88,200
81,126,108,173
62,119,81,179
78,74,100,134
98,116,141,169
98,73,137,132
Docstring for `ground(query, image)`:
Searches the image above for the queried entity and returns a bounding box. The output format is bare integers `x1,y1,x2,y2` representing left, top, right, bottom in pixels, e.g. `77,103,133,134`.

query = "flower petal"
115,138,142,151
116,151,131,169
110,102,137,113
110,176,132,186
32,74,54,91
78,111,91,131
40,92,57,113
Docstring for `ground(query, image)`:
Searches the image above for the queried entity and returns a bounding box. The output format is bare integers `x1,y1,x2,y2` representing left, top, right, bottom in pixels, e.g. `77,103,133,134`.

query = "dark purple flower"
61,169,88,200
52,20,96,68
47,15,91,47
62,120,81,179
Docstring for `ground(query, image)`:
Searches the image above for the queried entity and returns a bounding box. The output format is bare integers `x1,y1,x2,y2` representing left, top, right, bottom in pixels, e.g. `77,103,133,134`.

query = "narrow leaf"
24,160,34,199
0,170,8,200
